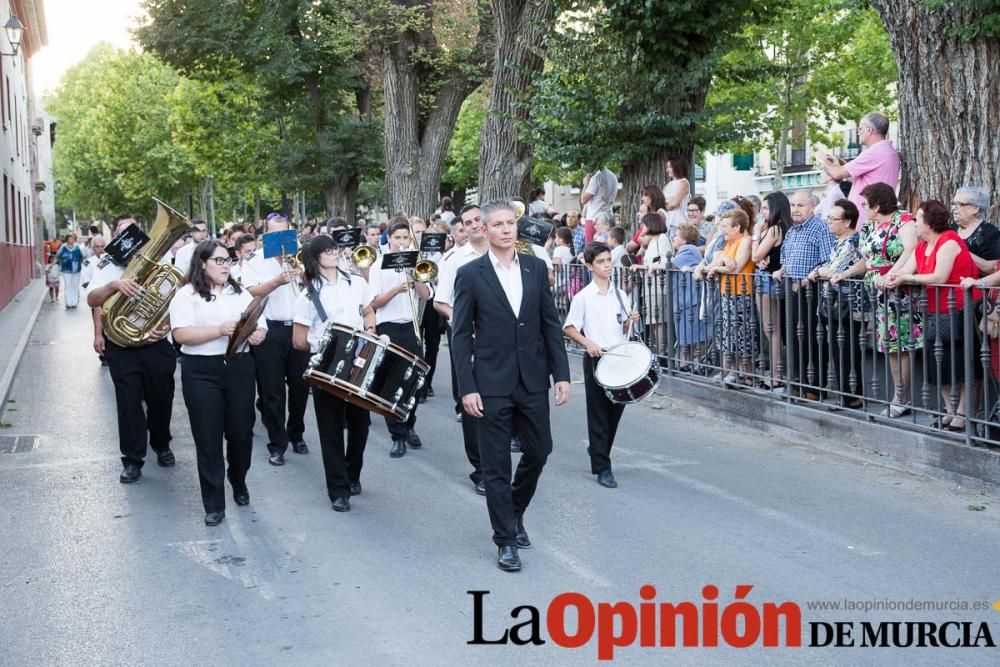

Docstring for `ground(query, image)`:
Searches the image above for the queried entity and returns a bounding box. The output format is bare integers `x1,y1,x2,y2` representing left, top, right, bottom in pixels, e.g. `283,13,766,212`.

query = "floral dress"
859,210,923,353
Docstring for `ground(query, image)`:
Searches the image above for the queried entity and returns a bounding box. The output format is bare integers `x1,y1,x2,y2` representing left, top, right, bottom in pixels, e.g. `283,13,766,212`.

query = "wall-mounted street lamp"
1,15,25,57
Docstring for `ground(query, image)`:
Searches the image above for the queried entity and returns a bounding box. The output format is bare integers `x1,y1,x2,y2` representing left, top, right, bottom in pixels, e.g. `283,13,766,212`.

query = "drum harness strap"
306,269,353,324
611,283,644,342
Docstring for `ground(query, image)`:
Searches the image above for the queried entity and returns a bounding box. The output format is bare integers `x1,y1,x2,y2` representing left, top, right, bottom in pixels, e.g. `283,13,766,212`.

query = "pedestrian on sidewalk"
45,255,61,303
56,233,84,308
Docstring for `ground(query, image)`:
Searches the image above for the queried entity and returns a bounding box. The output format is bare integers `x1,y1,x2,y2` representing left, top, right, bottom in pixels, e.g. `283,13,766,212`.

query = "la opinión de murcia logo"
468,586,998,659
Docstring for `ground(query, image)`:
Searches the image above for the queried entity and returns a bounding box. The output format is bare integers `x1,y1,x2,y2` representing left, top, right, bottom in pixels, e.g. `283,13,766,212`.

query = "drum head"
594,342,653,388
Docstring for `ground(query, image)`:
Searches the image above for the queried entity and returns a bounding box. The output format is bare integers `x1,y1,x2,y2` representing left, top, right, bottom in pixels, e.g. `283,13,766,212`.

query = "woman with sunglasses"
292,235,377,512
169,240,267,526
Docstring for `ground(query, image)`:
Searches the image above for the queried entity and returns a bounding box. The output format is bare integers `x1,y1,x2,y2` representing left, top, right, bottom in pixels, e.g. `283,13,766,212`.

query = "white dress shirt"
240,254,298,322
168,284,266,356
365,254,414,325
434,242,487,308
174,242,196,277
563,281,629,350
293,273,370,353
488,249,523,317
88,261,125,292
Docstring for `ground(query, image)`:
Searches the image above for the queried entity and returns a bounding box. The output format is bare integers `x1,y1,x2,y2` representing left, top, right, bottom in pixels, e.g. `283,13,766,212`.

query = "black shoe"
291,440,309,455
204,511,225,526
390,439,406,458
455,412,463,422
405,430,423,449
350,482,362,496
510,437,521,453
155,448,176,467
474,479,486,496
233,486,250,506
597,469,618,488
514,515,532,549
426,387,434,397
119,463,142,484
417,392,427,404
497,545,522,572
268,450,285,466
331,496,351,512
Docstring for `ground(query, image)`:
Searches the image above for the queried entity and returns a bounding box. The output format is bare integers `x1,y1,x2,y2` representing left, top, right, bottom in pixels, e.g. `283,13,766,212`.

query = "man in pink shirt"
822,112,900,224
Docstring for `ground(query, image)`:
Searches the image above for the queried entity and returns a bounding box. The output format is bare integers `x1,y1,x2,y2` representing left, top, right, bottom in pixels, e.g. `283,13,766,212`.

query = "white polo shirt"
366,254,414,325
434,242,487,308
240,254,299,323
293,273,369,353
168,283,266,356
563,281,629,349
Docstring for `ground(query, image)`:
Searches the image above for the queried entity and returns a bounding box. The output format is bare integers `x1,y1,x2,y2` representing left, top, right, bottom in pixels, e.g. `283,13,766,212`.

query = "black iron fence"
551,262,1000,449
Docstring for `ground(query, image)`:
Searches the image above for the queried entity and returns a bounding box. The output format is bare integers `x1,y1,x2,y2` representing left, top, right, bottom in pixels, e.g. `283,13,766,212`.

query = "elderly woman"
671,223,708,369
706,209,755,386
890,200,981,430
952,186,999,276
810,199,864,407
836,182,921,417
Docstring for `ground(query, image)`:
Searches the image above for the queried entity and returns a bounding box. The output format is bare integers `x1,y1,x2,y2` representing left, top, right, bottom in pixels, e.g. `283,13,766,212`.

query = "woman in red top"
888,200,981,430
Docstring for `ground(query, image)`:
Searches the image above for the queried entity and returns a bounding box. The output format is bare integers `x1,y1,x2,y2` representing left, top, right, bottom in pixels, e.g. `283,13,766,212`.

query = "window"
2,174,8,243
732,154,754,171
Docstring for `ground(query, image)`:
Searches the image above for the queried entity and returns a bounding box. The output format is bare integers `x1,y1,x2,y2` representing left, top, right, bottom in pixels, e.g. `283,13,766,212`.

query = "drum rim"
594,342,657,390
304,369,408,421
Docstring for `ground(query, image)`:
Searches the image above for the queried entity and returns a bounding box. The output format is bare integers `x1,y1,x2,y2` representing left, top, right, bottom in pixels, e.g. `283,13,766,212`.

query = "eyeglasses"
207,256,236,266
826,216,846,222
952,201,975,208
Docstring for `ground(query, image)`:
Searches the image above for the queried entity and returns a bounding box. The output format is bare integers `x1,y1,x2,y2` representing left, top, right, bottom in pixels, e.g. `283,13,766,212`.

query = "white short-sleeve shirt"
240,253,298,322
563,281,629,350
365,254,414,325
434,242,486,308
173,242,197,277
293,273,370,353
169,283,265,356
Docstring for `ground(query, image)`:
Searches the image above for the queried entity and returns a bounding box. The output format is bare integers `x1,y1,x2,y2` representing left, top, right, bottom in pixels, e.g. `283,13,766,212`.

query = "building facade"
0,0,46,312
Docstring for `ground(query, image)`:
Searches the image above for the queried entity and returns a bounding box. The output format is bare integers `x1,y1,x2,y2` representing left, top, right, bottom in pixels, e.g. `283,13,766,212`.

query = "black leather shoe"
155,448,176,467
268,450,285,466
291,440,309,455
417,392,427,404
350,482,362,496
204,511,225,526
233,487,250,506
510,437,521,453
597,469,618,488
497,545,522,572
331,496,351,512
405,430,423,449
119,463,141,484
426,387,434,397
474,479,486,496
390,439,406,458
514,515,532,549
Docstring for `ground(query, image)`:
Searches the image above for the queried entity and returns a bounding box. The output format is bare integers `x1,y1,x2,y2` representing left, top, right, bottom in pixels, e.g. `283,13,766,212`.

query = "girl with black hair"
292,234,377,512
169,240,267,526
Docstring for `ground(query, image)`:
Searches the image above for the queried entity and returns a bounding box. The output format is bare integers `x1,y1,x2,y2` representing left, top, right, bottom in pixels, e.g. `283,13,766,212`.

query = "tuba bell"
101,199,193,347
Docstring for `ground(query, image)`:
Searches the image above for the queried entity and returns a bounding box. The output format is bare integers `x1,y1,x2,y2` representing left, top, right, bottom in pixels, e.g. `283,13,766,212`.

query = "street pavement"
2,299,1000,666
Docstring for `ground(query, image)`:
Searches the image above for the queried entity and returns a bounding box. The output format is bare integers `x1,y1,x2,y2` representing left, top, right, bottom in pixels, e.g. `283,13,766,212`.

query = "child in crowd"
46,256,61,303
593,213,611,243
608,226,627,267
552,227,575,265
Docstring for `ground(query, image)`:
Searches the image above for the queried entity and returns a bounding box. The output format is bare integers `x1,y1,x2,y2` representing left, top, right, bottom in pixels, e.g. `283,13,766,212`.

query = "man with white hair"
822,112,900,224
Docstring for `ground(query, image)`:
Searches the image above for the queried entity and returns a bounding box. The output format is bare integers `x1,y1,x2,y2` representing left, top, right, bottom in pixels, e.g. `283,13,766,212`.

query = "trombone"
280,248,304,296
398,223,438,345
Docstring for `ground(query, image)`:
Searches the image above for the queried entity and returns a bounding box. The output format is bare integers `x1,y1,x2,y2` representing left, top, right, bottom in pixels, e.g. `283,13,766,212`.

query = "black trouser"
583,355,625,474
789,285,825,391
420,305,442,392
105,339,176,467
480,380,552,547
447,327,462,416
376,321,421,439
254,322,310,453
446,327,481,481
313,389,370,500
181,353,256,513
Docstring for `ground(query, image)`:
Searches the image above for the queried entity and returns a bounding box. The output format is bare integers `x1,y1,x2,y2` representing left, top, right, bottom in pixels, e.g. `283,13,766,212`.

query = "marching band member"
433,204,488,494
230,233,257,284
562,242,640,489
242,213,311,466
173,219,208,276
366,218,430,457
169,240,267,526
87,215,178,484
292,235,377,512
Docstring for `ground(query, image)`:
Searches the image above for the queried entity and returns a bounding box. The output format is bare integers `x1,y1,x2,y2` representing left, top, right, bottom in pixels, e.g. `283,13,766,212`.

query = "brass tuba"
101,199,193,347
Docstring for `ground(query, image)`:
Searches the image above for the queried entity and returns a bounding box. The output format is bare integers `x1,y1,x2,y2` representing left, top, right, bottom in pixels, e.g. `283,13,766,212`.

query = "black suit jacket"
452,251,570,397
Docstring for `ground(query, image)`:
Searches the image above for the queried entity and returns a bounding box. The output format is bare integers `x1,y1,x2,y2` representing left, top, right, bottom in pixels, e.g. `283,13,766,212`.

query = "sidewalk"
0,279,47,411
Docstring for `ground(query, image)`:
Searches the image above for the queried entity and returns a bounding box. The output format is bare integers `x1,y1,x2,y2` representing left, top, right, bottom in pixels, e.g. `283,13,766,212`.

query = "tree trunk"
253,191,261,225
870,0,1000,220
382,1,492,219
774,81,791,192
620,149,678,236
324,174,360,222
477,0,555,203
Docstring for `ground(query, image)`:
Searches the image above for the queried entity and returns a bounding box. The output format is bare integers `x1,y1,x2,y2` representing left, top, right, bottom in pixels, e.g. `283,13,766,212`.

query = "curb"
0,281,48,410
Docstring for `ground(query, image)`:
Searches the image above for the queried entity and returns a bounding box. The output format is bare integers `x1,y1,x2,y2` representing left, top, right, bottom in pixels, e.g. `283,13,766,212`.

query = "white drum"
593,341,661,404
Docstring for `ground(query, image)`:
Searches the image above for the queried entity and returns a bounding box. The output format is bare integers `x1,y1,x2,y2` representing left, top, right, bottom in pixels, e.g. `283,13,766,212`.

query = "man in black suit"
452,199,571,572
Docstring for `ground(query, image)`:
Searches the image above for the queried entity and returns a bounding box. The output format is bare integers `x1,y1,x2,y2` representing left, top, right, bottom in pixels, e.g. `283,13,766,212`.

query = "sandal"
882,403,912,418
930,415,954,429
945,418,966,432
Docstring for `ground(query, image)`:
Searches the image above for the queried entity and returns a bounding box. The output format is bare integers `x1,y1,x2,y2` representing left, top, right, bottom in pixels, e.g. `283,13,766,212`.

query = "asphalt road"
2,300,1000,665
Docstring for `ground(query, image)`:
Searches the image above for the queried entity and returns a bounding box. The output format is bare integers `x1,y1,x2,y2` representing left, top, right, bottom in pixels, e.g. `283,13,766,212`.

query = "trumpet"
281,248,304,296
351,244,377,270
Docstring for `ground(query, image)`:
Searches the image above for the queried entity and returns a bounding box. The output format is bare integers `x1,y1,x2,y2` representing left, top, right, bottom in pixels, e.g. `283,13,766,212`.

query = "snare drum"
593,341,661,404
303,323,429,421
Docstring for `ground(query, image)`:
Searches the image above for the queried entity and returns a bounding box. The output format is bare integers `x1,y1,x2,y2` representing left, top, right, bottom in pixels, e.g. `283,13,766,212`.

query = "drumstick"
598,350,630,358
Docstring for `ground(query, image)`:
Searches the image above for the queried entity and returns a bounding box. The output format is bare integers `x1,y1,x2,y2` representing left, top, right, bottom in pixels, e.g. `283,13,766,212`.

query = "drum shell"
594,342,662,405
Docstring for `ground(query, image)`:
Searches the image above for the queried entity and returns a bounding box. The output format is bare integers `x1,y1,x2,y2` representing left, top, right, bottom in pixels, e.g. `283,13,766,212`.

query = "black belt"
266,319,294,327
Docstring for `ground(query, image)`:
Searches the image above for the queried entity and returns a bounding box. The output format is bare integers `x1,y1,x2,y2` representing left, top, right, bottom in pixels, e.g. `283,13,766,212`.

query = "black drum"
303,323,429,421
